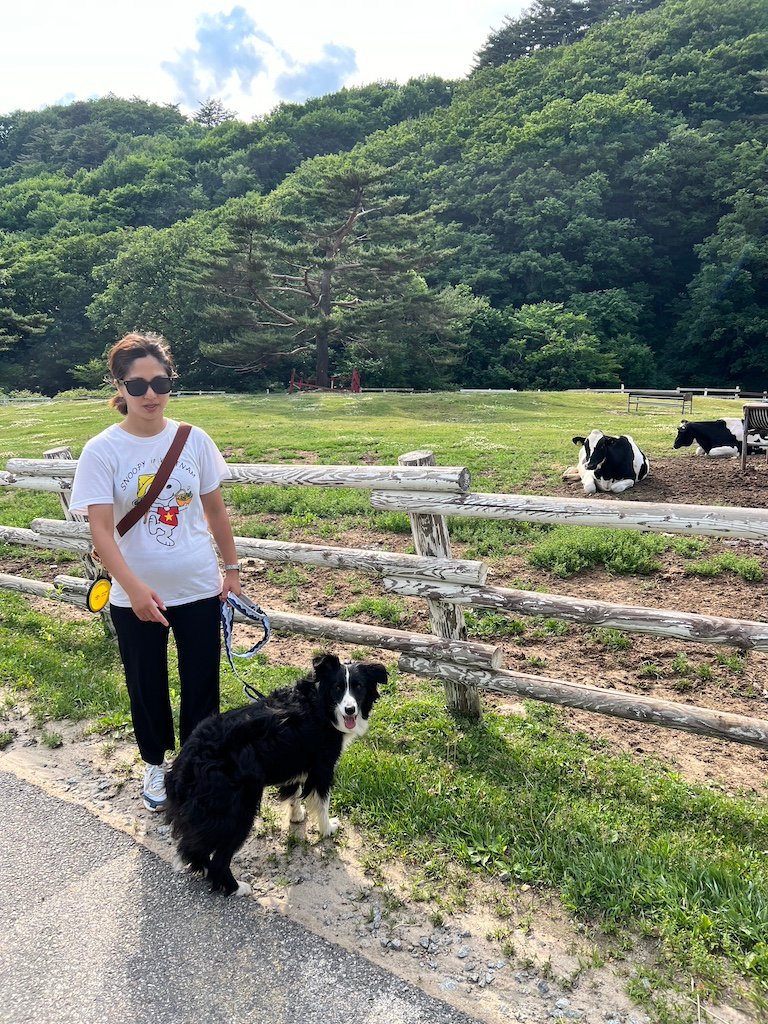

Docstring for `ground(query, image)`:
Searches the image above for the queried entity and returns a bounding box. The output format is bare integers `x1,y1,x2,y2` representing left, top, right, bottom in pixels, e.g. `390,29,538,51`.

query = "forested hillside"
1,0,766,394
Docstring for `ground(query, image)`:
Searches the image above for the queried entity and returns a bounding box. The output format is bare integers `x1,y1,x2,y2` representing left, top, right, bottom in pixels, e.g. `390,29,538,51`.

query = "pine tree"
0,264,50,354
194,98,237,129
475,0,664,68
194,156,460,387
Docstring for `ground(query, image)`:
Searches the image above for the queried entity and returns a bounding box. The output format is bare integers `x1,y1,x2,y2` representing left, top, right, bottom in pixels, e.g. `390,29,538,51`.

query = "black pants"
110,596,221,765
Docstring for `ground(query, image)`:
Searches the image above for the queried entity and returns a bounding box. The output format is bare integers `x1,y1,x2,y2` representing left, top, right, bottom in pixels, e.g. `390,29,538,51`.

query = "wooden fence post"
43,447,115,637
397,450,482,719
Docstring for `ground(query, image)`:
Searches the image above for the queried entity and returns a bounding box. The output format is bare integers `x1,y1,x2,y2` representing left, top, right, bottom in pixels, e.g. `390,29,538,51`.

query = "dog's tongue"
344,714,357,730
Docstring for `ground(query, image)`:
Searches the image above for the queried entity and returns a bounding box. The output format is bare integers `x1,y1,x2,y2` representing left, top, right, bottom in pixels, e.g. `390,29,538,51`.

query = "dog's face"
312,654,385,739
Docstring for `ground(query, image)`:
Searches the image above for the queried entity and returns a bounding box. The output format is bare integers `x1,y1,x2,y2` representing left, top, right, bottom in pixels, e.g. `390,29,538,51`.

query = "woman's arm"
201,487,241,600
88,504,169,625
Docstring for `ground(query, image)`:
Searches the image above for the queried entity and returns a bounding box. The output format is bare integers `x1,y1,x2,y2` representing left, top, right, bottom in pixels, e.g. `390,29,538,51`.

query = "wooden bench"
741,402,768,470
626,390,693,414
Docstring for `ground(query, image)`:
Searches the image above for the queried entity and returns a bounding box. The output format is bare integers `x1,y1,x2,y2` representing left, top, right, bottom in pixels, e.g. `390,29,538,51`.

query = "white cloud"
1,1,521,119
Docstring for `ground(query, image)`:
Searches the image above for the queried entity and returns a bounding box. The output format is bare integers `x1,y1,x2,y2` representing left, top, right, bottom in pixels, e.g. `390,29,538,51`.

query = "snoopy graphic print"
134,473,193,546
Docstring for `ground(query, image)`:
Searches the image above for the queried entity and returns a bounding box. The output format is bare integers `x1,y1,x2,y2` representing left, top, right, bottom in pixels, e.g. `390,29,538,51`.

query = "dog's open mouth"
343,714,357,730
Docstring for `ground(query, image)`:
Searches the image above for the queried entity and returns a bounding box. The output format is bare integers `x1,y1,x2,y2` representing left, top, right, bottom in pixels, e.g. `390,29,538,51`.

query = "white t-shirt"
70,419,231,608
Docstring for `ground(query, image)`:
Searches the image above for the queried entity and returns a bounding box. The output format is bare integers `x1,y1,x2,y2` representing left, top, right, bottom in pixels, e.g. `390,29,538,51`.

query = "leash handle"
220,592,271,700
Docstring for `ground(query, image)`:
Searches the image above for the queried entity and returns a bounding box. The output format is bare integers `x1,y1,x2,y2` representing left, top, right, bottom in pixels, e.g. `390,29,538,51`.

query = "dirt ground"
510,455,768,796
1,453,767,1023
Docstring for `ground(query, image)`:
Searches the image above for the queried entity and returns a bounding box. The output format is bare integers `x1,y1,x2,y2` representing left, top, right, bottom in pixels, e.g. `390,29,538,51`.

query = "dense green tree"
0,233,116,393
85,218,237,388
195,156,462,387
675,184,768,387
434,92,665,308
0,257,52,389
514,302,621,389
1,0,767,393
566,288,657,386
0,97,185,173
475,0,664,69
458,297,626,389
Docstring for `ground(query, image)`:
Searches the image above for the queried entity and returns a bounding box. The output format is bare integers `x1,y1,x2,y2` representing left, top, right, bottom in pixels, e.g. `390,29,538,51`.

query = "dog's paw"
234,880,252,897
321,817,340,837
289,803,307,824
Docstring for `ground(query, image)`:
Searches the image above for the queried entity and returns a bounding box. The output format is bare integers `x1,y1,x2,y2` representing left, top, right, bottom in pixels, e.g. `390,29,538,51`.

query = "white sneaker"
142,762,167,811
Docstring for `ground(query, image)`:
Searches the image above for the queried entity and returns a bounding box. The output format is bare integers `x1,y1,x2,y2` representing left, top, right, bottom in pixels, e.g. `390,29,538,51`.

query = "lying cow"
562,430,650,494
672,418,768,457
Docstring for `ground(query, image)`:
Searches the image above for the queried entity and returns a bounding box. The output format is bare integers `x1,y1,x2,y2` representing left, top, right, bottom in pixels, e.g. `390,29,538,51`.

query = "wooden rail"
49,575,501,669
399,657,768,749
382,578,768,651
370,491,768,540
2,459,471,493
2,450,768,742
31,518,488,586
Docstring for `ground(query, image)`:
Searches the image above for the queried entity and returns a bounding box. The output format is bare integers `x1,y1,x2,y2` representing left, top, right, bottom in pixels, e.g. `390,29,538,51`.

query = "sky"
2,1,524,121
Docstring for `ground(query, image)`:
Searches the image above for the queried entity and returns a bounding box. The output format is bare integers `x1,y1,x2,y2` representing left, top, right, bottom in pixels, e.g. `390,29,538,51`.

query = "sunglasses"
119,376,174,397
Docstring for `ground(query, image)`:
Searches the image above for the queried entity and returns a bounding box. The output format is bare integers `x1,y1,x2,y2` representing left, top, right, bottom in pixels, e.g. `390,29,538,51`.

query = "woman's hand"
221,568,242,602
125,581,169,626
88,503,169,627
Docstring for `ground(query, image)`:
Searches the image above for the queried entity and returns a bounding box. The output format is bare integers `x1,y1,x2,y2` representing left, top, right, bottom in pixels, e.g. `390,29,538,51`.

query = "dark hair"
107,332,177,415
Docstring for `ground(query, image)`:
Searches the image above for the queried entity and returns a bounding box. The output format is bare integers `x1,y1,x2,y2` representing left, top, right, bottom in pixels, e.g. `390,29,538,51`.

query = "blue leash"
220,592,271,702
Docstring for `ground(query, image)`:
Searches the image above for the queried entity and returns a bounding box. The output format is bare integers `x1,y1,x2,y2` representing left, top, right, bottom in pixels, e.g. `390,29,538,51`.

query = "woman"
70,332,241,811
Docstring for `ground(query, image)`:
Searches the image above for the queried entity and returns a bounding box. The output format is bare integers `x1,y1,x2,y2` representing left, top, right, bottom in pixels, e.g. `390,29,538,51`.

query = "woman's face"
116,355,172,430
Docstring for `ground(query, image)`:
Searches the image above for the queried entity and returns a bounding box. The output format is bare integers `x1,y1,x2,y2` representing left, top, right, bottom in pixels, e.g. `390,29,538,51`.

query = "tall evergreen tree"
194,98,237,128
475,0,664,68
195,156,461,387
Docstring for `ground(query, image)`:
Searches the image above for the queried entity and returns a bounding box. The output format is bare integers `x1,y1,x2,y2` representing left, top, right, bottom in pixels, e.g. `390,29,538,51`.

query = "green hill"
1,0,766,394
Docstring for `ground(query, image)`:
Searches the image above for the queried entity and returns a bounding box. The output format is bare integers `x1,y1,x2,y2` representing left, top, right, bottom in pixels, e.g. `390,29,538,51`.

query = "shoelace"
220,592,271,701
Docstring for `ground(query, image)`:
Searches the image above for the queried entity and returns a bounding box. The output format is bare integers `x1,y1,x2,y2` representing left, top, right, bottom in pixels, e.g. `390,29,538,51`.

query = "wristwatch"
223,563,240,571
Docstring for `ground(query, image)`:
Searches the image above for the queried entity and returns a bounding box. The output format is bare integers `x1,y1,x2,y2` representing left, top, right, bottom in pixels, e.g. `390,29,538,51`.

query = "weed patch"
229,484,369,519
0,594,128,724
685,552,764,582
465,610,526,639
339,596,411,627
528,527,667,578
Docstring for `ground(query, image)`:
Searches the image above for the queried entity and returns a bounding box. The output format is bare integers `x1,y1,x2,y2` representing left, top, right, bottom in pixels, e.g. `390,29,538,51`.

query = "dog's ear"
312,653,341,678
359,662,387,700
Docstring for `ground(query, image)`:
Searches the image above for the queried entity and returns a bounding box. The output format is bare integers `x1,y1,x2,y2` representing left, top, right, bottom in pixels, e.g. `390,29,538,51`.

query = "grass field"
0,388,742,485
1,390,767,1020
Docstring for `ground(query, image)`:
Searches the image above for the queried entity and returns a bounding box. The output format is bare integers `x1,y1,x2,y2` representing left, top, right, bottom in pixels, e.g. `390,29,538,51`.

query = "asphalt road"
0,770,484,1024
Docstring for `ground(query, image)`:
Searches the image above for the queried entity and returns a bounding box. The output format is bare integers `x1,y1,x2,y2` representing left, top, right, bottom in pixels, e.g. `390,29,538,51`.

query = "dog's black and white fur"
164,654,385,897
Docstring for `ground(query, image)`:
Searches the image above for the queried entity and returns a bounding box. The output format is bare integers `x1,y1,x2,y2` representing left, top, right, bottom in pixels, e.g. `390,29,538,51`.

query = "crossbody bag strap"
116,423,192,537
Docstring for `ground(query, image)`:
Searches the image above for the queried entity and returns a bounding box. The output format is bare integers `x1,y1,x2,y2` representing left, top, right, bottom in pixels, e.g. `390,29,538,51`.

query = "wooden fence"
2,449,768,748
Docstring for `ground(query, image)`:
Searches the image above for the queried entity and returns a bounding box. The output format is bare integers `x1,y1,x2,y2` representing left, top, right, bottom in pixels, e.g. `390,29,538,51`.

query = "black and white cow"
672,418,768,457
563,430,650,494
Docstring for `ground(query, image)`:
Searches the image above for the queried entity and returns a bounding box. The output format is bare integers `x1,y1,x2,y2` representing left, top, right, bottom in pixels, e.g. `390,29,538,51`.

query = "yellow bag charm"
86,575,112,613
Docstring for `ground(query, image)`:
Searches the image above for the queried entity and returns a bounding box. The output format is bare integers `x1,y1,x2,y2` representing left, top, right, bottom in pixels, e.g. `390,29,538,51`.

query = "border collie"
164,654,385,897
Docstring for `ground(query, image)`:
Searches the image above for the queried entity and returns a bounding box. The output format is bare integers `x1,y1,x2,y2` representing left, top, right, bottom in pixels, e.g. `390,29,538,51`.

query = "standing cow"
563,430,650,494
